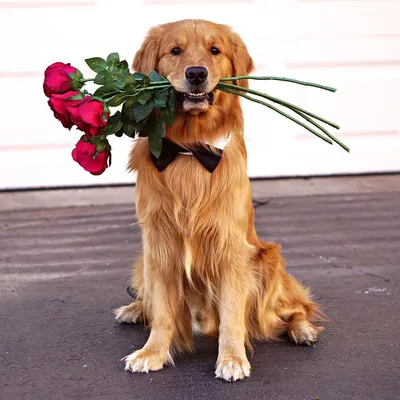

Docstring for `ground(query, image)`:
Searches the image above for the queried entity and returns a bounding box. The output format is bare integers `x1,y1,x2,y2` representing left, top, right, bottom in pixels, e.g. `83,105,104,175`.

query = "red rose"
43,62,82,97
71,137,109,175
68,97,109,136
48,91,82,129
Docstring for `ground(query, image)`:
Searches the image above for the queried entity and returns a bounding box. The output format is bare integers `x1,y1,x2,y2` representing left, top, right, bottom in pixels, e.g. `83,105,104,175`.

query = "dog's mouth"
175,90,215,114
183,91,214,104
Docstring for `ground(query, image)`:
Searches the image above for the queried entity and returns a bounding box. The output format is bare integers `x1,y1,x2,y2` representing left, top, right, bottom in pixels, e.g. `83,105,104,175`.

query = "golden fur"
115,19,323,382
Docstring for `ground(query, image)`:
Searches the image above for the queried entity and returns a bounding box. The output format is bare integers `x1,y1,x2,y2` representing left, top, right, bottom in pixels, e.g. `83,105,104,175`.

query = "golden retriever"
115,19,323,382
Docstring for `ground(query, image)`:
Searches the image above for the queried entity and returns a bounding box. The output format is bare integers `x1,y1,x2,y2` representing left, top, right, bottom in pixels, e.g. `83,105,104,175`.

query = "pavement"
1,175,399,400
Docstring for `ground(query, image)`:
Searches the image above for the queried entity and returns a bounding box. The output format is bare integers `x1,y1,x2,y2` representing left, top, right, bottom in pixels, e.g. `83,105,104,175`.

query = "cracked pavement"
1,178,399,400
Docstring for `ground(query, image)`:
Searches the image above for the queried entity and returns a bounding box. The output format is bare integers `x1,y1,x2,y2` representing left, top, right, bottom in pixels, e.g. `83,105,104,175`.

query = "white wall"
1,0,399,189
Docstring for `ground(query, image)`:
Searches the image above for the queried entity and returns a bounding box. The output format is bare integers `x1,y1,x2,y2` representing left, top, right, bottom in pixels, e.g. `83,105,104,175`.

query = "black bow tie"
150,137,223,173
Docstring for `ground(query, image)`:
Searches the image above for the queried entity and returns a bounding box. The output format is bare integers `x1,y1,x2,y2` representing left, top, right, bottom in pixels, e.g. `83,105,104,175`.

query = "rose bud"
68,97,109,136
43,62,83,97
71,137,110,175
48,91,83,129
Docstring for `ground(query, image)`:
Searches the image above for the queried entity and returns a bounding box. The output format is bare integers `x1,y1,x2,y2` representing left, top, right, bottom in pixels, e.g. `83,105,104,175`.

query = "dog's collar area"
150,136,230,173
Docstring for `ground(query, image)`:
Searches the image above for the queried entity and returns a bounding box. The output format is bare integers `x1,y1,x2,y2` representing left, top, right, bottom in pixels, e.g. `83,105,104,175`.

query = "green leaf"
160,89,175,127
122,96,138,116
107,93,129,107
133,72,146,80
125,74,137,85
104,71,125,89
94,71,107,85
133,72,150,87
141,117,166,158
137,90,152,105
148,70,166,82
125,84,139,95
122,120,135,137
134,118,149,133
107,111,121,122
106,52,120,70
124,74,139,94
159,107,169,125
133,100,154,122
104,112,123,135
148,134,163,159
153,92,167,108
85,57,107,73
93,85,119,98
116,60,130,74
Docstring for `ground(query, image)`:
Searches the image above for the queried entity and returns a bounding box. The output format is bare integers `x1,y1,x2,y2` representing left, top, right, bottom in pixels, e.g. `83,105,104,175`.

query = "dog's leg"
215,258,251,382
253,243,324,346
277,275,324,346
123,242,182,373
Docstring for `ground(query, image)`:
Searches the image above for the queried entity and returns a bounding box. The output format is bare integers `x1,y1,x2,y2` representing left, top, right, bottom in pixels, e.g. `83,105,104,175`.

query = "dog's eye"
171,47,181,56
210,47,220,55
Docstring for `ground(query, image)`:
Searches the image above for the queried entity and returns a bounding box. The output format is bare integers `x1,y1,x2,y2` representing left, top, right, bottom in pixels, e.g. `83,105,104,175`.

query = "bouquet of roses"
44,52,348,176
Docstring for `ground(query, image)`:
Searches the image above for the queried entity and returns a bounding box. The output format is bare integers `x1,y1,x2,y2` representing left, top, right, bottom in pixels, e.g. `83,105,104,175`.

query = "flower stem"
219,76,337,92
103,92,121,102
149,81,172,86
79,78,95,83
217,82,340,130
220,87,333,146
143,84,171,90
292,109,349,152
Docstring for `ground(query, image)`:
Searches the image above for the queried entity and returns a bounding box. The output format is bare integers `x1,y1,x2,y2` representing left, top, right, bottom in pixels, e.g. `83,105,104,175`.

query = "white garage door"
1,0,399,189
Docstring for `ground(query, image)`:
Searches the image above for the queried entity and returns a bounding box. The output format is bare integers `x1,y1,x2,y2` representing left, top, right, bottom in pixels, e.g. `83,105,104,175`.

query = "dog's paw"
123,349,173,373
215,357,251,382
114,302,143,324
288,320,322,346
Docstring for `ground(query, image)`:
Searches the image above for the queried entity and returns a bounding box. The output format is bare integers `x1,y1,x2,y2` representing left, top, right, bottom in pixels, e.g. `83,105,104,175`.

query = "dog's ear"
132,26,163,73
231,32,254,89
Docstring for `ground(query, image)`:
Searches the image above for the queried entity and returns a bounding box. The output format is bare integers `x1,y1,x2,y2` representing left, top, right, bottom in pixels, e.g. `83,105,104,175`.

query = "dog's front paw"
123,349,173,373
288,320,323,346
215,356,251,382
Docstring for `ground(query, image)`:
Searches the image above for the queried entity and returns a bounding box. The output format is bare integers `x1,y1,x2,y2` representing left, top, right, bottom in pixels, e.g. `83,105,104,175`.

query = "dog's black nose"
185,66,208,85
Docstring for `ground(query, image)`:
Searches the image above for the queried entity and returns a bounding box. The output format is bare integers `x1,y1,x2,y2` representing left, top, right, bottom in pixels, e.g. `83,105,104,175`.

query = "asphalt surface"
1,184,399,400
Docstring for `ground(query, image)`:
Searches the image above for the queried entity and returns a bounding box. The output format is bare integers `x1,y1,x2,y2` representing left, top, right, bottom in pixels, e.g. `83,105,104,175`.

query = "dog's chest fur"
134,135,252,280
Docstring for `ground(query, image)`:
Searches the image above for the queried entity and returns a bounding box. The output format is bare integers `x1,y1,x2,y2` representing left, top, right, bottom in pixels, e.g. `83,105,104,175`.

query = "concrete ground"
1,175,399,400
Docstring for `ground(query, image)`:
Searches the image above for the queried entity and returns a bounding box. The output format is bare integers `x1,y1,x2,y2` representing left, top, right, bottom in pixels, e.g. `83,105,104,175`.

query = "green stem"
143,84,171,90
220,87,333,146
219,76,337,92
217,82,340,130
79,78,95,83
292,109,349,152
149,81,172,86
102,91,121,101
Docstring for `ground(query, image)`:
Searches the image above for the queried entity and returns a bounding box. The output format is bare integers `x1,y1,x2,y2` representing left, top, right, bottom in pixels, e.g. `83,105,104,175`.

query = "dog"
115,19,323,382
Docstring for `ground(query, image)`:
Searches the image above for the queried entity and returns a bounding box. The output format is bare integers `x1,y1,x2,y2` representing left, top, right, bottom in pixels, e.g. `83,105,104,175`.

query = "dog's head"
133,19,254,116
